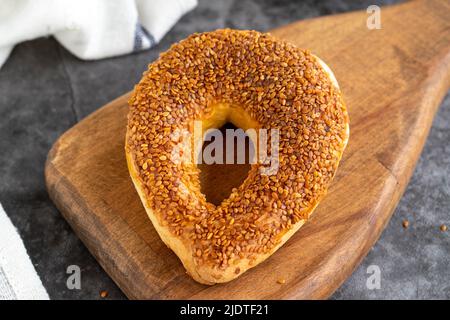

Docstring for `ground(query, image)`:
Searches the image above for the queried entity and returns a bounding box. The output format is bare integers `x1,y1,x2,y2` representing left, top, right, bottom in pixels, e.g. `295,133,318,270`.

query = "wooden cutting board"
45,0,450,299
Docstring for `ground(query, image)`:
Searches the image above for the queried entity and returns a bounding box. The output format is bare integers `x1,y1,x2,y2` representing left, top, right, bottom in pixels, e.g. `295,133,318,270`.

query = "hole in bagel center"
198,122,255,206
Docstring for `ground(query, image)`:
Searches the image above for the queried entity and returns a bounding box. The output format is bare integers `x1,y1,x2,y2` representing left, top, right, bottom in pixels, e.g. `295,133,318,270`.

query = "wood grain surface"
45,0,450,299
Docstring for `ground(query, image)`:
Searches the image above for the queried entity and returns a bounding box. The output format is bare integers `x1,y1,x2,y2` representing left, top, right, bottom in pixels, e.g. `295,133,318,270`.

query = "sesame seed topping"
127,29,348,270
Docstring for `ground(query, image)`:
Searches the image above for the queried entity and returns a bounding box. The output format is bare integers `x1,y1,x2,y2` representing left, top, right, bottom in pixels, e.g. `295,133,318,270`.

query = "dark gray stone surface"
0,0,448,300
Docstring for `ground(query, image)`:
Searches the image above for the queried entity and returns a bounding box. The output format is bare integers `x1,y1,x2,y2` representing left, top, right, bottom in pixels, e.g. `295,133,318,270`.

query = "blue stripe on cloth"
134,23,156,52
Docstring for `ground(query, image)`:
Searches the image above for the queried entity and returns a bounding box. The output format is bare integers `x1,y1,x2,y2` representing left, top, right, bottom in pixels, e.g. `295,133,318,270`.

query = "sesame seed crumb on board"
402,220,409,229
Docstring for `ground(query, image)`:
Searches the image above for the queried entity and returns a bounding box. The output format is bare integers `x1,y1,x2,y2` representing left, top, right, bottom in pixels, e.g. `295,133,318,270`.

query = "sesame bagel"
126,29,349,284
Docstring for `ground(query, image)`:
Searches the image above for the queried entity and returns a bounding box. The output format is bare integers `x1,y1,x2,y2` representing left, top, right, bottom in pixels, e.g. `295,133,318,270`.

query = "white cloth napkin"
0,203,49,300
0,0,197,69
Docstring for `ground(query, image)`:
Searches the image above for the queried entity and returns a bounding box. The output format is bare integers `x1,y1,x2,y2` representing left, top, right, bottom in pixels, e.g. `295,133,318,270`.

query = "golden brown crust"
126,29,349,284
